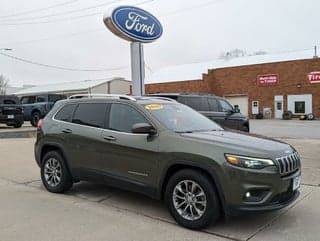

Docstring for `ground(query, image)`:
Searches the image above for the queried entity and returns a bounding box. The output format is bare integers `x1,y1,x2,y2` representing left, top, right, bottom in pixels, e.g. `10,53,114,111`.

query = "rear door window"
183,97,209,111
49,95,66,102
108,103,149,133
36,96,46,103
208,98,219,111
72,103,107,128
55,104,77,122
0,97,19,105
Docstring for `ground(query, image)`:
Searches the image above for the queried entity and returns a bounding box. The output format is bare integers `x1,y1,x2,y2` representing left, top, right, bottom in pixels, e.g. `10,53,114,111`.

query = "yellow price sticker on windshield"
145,104,163,110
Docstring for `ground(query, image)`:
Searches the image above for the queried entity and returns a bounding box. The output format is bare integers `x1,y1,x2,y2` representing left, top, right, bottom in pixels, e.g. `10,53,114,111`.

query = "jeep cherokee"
34,95,301,229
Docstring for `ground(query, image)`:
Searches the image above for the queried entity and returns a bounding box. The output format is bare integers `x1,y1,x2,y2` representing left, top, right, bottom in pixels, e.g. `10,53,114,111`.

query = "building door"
274,95,283,119
224,95,248,116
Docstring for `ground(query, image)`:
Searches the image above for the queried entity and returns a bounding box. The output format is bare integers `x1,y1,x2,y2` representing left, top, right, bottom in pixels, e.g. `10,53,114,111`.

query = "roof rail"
140,96,177,102
68,94,136,101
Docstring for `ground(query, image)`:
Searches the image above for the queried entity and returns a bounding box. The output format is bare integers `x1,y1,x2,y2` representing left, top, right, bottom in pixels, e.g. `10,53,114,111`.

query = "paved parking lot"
0,120,319,241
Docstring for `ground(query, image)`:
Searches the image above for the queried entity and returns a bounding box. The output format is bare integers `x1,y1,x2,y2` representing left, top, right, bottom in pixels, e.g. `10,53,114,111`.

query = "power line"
0,0,154,25
159,0,224,17
0,28,104,46
0,0,79,19
0,12,102,26
0,0,122,23
0,52,128,72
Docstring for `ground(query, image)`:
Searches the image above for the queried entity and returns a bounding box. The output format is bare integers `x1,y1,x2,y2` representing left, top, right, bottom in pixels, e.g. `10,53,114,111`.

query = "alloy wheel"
44,158,62,187
172,180,207,221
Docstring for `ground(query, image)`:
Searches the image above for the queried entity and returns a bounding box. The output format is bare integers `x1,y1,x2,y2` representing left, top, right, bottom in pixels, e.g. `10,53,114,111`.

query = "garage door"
225,95,249,116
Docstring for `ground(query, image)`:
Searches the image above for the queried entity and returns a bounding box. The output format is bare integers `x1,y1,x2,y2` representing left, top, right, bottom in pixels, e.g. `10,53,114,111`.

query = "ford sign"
103,6,163,43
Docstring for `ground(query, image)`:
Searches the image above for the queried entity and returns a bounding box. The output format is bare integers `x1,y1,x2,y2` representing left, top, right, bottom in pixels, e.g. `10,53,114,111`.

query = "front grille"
275,152,300,175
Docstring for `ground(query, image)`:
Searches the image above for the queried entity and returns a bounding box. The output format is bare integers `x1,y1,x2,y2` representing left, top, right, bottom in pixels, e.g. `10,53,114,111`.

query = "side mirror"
234,105,240,113
132,123,157,135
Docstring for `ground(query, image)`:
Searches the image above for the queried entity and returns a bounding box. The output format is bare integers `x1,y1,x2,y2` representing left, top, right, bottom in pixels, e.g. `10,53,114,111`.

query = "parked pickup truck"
20,94,66,126
0,95,24,128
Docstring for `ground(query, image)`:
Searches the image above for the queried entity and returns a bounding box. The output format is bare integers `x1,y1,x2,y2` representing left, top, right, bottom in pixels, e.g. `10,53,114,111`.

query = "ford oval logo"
104,6,163,43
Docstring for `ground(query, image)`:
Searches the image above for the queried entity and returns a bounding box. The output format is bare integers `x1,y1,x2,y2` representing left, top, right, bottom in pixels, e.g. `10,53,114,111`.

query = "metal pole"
130,42,145,96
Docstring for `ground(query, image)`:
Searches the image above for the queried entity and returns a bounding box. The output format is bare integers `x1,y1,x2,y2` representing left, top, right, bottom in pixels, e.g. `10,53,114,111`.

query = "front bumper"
220,163,301,216
226,189,299,215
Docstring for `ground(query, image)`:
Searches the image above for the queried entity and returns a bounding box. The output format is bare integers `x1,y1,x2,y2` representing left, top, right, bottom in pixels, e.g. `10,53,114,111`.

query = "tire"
307,113,315,120
13,121,23,128
165,169,220,230
241,125,249,132
30,111,40,127
41,151,73,193
282,111,292,120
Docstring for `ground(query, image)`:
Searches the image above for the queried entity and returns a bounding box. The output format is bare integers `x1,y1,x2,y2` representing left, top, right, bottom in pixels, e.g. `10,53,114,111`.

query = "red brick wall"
145,58,320,118
145,74,213,94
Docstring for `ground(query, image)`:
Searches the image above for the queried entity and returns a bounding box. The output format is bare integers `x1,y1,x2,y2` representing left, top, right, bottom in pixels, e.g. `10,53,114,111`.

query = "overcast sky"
0,0,319,86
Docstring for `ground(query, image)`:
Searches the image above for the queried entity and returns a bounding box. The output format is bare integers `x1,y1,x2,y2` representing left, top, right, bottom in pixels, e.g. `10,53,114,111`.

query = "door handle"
62,128,72,134
103,136,117,141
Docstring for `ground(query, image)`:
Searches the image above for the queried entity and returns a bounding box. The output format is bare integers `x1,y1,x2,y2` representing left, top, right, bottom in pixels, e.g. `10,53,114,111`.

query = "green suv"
35,95,301,229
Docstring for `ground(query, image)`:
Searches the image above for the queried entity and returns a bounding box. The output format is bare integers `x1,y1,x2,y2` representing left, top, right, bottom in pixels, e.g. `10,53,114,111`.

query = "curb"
0,130,36,139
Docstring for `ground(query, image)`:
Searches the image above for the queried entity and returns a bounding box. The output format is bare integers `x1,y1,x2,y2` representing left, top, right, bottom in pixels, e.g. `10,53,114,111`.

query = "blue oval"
111,6,163,42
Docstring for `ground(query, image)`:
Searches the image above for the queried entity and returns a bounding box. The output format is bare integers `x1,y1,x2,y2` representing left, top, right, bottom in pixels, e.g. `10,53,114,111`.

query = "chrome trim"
128,171,149,177
275,152,300,175
52,103,157,136
68,94,136,101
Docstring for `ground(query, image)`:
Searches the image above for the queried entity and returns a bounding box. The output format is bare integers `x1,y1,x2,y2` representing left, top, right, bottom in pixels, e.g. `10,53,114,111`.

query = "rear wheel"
41,151,73,193
13,121,23,128
165,169,220,229
30,111,40,127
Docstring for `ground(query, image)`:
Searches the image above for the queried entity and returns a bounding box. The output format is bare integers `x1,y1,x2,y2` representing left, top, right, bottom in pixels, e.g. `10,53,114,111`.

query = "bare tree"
0,74,10,95
219,49,267,60
219,49,247,60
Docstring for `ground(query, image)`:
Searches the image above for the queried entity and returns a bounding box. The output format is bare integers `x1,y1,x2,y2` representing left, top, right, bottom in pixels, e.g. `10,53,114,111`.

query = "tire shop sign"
103,6,163,43
257,74,279,86
307,72,320,83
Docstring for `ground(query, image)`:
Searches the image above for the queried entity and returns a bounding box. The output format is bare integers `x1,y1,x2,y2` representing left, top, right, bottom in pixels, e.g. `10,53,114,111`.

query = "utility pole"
314,45,318,58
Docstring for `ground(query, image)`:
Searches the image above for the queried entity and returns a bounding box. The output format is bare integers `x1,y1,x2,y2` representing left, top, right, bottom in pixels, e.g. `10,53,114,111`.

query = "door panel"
66,103,107,175
99,103,160,187
100,130,159,186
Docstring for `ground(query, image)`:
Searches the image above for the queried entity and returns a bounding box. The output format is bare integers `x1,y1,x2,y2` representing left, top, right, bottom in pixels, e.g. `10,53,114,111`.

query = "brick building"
145,50,320,119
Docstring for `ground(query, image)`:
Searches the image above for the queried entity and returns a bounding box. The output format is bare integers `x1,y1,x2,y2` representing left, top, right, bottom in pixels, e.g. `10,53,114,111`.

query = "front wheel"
165,169,220,230
30,112,40,127
241,125,249,132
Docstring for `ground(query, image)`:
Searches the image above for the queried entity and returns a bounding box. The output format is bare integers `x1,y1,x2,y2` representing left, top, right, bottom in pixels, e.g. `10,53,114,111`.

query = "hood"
180,130,293,157
228,112,248,119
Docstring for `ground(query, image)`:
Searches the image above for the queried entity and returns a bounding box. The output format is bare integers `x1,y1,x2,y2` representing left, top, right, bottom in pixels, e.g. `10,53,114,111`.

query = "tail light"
37,119,43,129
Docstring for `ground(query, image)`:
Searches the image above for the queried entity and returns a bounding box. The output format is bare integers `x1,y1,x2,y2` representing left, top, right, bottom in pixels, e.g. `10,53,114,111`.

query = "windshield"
143,103,223,133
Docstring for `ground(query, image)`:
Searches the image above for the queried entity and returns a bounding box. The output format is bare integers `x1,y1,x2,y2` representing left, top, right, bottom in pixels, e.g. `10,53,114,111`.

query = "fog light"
244,190,270,203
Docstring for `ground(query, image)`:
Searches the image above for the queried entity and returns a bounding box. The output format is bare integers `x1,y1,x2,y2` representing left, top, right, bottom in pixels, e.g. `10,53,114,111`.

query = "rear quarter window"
0,96,19,105
55,104,77,122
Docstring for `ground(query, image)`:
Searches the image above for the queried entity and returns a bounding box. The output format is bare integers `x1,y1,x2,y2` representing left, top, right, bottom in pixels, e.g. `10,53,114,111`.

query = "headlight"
225,154,275,169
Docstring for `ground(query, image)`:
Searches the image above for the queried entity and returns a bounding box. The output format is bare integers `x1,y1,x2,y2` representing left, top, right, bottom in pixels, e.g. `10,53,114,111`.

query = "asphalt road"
0,120,319,241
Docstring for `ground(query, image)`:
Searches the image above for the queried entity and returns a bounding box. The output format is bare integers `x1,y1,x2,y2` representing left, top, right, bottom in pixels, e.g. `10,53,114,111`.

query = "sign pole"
130,42,145,96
